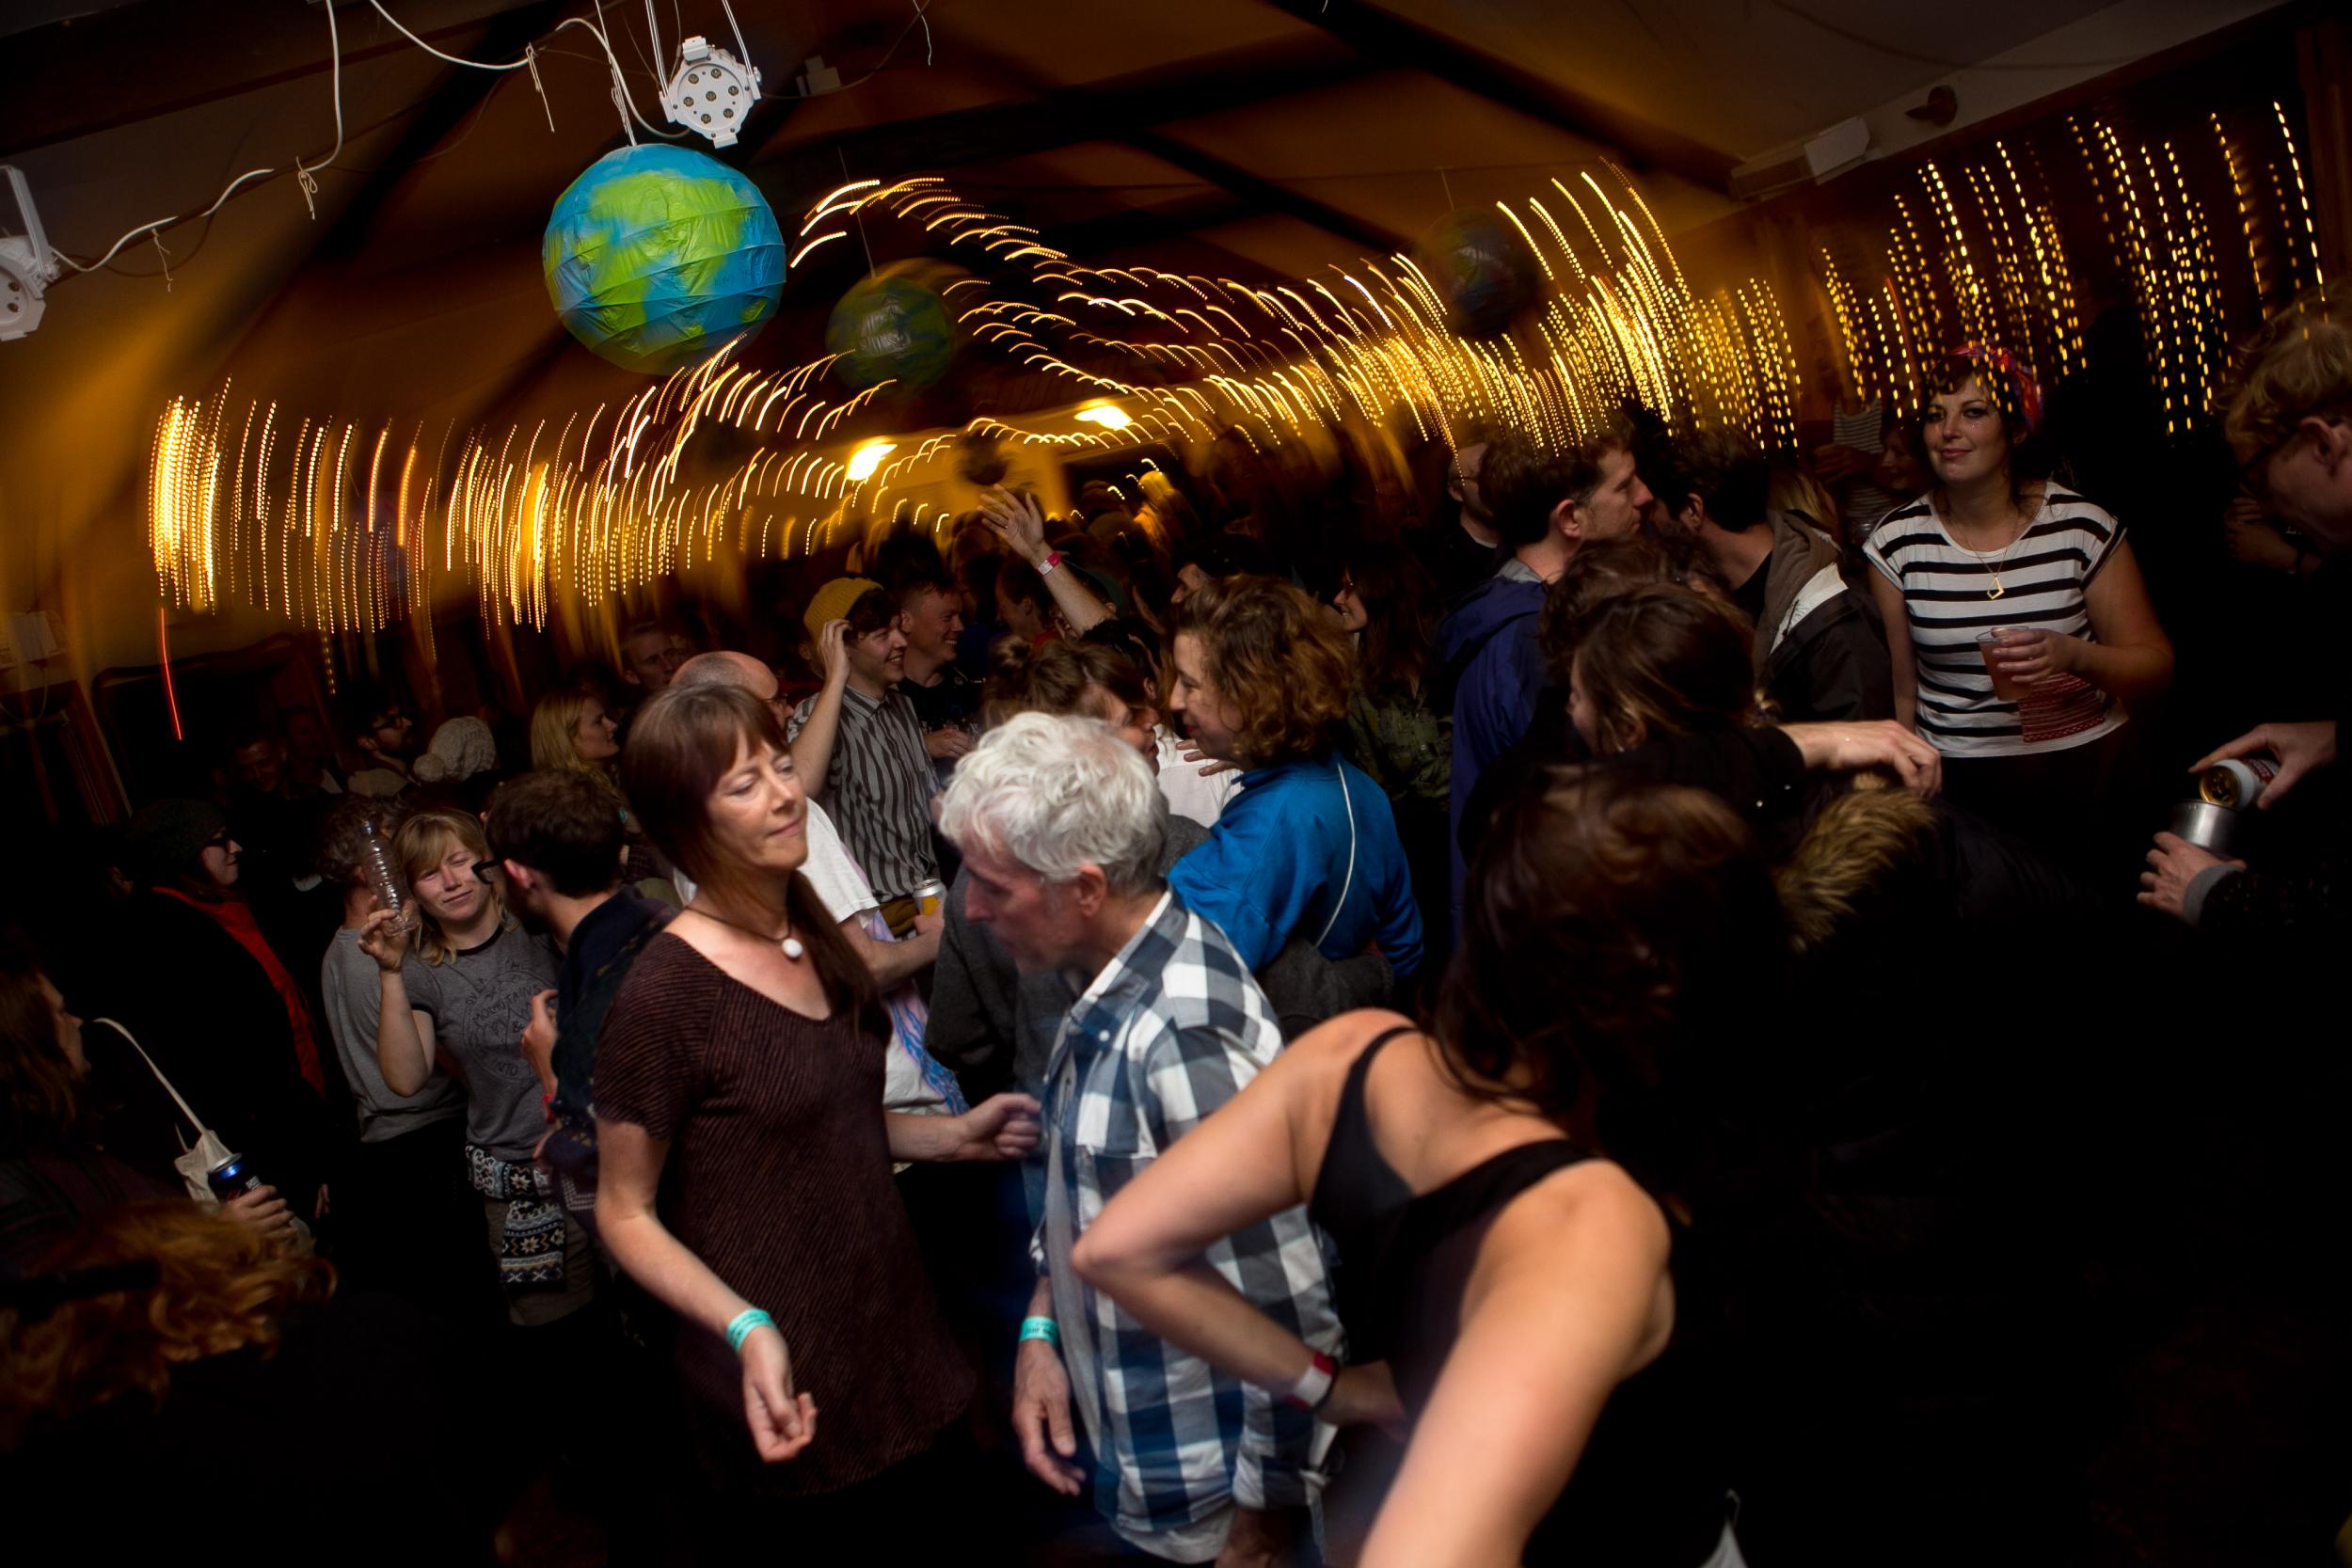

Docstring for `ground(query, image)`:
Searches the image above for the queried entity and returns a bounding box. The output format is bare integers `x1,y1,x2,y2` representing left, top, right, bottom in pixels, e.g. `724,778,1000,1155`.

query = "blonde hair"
530,689,616,788
1773,783,1936,952
1769,466,1840,533
2224,283,2352,464
392,808,514,965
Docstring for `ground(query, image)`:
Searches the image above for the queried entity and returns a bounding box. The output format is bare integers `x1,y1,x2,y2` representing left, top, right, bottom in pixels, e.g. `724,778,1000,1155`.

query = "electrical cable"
293,0,346,217
53,0,690,278
367,2,681,140
719,0,754,77
807,0,934,99
1763,0,2140,72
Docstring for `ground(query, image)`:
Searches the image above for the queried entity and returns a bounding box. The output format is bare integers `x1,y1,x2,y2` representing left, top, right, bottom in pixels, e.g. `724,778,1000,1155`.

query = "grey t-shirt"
321,925,465,1144
397,927,561,1164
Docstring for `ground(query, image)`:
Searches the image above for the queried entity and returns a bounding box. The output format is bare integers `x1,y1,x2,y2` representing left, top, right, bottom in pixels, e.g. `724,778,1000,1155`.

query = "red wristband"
1282,1350,1338,1411
1038,550,1063,576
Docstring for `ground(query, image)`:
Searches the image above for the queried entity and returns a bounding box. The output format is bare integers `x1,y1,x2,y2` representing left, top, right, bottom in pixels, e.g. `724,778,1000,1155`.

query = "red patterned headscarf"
1944,343,2043,436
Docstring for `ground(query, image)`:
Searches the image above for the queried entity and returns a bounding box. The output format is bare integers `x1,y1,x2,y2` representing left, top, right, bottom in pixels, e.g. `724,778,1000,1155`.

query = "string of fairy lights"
151,98,2326,637
1819,100,2322,432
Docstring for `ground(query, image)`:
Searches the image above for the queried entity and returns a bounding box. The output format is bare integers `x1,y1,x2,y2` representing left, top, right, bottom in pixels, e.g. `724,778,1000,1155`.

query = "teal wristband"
725,1307,774,1355
1019,1315,1060,1348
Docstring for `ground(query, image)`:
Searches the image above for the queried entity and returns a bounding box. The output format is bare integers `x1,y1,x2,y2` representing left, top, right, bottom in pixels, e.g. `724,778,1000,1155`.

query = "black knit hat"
121,798,228,887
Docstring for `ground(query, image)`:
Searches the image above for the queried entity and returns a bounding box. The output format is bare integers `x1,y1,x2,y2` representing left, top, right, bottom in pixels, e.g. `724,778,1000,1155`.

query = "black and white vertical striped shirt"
1863,490,2128,757
787,684,939,902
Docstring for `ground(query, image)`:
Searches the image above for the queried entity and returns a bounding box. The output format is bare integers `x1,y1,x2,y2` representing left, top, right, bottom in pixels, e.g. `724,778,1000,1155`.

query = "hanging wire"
293,0,346,217
55,0,687,277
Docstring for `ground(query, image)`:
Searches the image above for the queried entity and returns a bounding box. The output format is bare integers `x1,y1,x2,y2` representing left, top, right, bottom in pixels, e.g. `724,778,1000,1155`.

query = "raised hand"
978,486,1051,563
355,906,413,973
815,618,852,684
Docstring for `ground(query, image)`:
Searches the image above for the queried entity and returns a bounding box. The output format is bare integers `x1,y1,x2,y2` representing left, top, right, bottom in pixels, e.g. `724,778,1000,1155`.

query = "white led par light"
663,36,763,150
0,166,61,343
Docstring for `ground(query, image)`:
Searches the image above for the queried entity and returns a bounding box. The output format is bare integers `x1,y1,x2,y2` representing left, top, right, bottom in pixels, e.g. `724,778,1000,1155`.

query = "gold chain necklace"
1948,513,2028,599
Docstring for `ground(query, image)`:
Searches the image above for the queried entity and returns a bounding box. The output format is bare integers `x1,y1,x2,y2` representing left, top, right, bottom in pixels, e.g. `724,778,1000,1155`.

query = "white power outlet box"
0,610,63,669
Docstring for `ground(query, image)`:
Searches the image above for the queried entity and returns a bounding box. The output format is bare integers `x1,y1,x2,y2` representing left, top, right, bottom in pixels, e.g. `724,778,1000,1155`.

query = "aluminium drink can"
2199,755,2278,810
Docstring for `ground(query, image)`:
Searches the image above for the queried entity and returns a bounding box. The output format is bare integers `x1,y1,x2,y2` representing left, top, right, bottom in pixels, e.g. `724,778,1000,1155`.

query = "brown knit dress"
594,933,972,1495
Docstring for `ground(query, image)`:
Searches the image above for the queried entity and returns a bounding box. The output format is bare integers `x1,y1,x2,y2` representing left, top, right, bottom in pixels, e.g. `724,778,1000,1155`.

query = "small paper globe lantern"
826,261,961,390
1414,208,1539,338
542,145,785,375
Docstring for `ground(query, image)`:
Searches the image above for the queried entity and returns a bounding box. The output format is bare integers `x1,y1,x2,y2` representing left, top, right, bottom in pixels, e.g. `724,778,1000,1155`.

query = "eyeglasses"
470,860,501,884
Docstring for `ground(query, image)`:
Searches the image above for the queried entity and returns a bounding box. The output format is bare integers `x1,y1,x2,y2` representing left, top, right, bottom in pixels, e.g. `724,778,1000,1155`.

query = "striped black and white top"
1862,489,2127,758
787,684,940,903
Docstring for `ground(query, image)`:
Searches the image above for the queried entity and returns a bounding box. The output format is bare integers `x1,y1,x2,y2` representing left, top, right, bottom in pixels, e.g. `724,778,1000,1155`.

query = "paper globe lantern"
826,261,961,390
1414,208,1539,338
542,145,785,374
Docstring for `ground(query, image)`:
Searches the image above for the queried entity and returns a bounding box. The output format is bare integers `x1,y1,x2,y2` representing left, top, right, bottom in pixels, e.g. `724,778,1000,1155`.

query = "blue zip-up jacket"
1437,568,1549,902
1168,752,1422,979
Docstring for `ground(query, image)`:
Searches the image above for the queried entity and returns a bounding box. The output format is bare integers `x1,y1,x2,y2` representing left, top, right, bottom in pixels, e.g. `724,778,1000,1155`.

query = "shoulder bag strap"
87,1017,209,1143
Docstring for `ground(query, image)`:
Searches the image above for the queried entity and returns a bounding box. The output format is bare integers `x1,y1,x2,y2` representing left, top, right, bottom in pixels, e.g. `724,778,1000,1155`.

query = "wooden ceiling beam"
1252,0,1738,193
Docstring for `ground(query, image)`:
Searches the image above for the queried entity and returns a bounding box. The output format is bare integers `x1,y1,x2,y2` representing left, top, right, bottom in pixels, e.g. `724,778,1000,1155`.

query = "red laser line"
158,607,183,741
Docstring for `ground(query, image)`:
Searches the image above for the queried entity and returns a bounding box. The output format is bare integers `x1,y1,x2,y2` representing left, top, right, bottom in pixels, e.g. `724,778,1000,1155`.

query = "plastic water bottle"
360,819,417,933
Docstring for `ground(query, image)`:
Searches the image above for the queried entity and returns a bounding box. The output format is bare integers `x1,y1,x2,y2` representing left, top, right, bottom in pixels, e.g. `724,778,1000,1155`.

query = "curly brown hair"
0,1202,333,1447
1168,575,1354,768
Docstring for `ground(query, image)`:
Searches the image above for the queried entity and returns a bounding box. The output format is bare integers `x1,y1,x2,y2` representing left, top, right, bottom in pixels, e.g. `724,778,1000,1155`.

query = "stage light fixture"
1,166,61,343
663,35,762,150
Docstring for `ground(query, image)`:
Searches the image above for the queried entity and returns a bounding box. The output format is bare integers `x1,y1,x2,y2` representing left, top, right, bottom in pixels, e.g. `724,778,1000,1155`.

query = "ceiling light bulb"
1075,403,1133,429
846,441,896,483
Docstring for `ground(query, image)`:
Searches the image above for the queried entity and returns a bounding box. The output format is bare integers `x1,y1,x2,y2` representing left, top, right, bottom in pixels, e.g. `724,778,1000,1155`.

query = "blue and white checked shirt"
1036,890,1343,1559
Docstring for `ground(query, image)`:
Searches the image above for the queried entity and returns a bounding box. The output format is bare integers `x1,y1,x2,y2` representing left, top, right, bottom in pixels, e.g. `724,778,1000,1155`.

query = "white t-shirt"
1154,728,1240,828
797,799,878,929
801,802,951,1119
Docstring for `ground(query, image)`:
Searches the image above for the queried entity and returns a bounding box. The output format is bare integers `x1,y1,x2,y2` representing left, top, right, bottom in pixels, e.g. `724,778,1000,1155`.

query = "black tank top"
1309,1026,1725,1567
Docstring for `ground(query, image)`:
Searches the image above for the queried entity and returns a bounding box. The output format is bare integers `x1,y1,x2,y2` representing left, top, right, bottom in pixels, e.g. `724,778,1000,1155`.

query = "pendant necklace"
691,901,804,959
1953,514,2026,599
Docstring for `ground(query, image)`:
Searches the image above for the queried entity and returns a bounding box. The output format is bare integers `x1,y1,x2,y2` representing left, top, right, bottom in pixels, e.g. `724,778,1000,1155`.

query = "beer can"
913,879,946,919
2199,754,2278,810
205,1152,263,1204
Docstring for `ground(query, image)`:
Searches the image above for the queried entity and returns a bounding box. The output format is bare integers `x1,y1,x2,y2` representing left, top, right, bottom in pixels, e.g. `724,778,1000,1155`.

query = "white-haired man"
939,712,1341,1567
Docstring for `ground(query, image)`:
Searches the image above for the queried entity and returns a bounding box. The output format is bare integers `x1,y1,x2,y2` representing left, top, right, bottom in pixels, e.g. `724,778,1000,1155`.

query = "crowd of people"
4,287,2349,1565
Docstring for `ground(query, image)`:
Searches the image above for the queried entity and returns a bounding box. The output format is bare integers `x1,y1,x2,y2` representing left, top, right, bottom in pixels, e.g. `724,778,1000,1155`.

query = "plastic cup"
1976,628,2030,703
